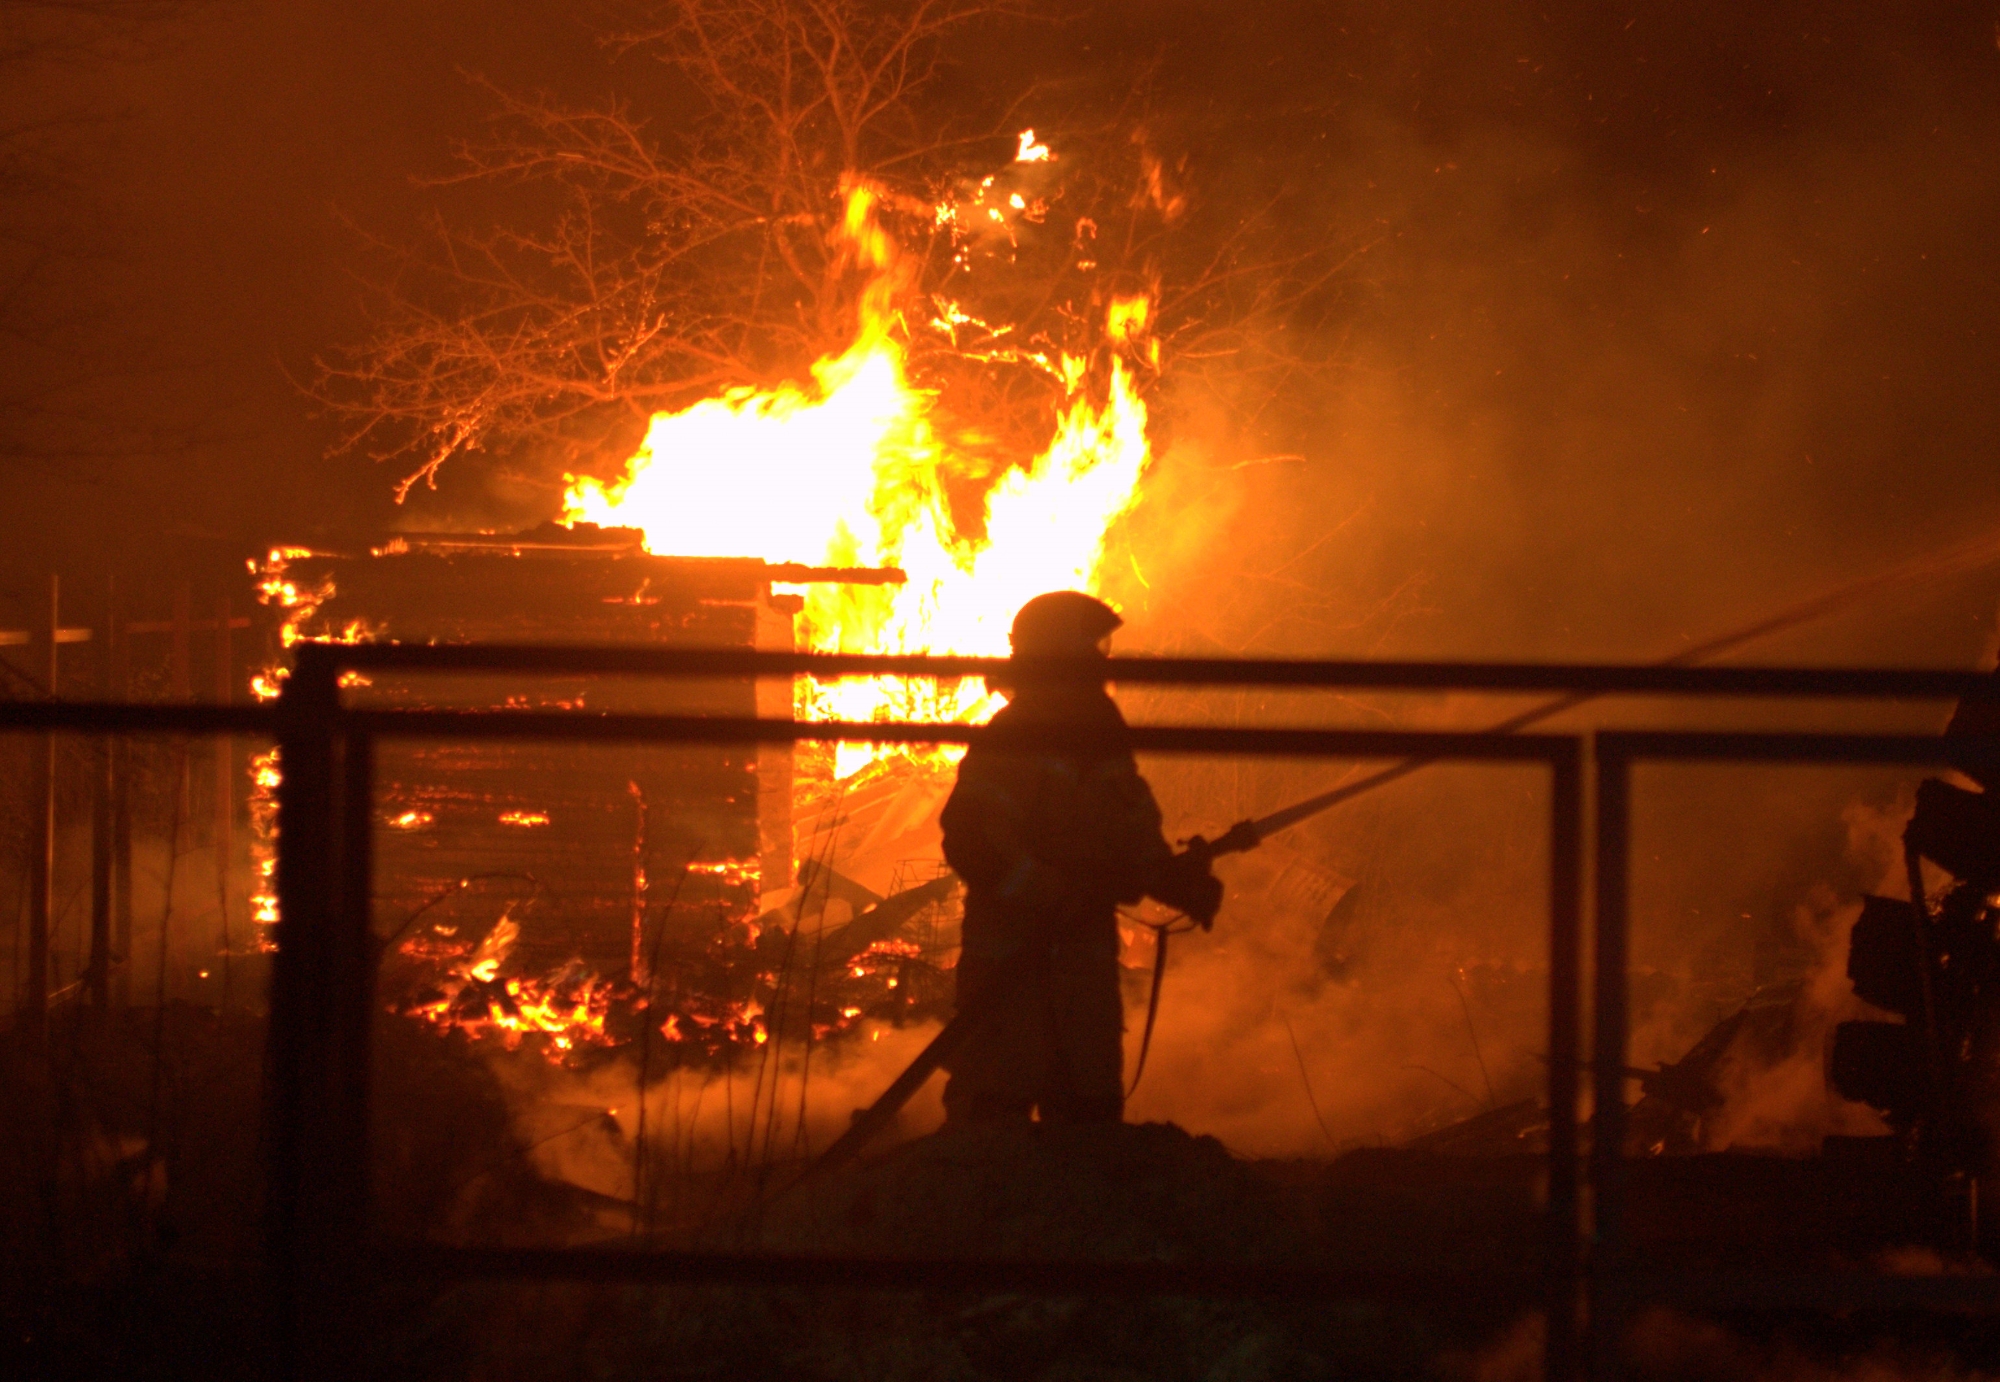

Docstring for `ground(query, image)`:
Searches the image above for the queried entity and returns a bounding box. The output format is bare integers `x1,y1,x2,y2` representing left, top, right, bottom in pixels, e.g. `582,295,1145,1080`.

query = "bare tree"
317,0,1361,501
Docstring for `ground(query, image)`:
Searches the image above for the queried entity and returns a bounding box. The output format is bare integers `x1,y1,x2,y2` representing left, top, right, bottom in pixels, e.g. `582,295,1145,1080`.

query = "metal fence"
5,645,1998,1382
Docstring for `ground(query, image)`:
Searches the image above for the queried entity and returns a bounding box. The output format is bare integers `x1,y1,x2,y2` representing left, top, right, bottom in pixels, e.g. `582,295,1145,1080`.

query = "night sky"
4,1,1999,668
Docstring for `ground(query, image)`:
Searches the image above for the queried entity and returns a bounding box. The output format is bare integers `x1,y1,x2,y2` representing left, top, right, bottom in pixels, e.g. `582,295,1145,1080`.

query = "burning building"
250,520,992,1072
241,163,1165,1070
252,526,966,1065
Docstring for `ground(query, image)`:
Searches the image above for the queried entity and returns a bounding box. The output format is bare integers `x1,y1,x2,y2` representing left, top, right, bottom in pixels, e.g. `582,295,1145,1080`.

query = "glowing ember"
398,913,617,1060
859,938,923,961
246,746,281,936
245,547,406,933
386,809,433,831
688,859,761,888
498,809,550,828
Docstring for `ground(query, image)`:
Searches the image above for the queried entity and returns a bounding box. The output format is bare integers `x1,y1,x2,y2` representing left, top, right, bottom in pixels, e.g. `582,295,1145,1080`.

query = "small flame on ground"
400,913,618,1060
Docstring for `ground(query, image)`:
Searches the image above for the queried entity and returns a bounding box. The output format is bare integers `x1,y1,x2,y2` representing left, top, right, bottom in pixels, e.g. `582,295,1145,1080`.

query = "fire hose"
800,524,2000,1182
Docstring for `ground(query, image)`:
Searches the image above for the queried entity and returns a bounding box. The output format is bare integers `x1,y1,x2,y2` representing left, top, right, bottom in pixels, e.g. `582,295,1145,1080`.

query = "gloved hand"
1153,852,1224,928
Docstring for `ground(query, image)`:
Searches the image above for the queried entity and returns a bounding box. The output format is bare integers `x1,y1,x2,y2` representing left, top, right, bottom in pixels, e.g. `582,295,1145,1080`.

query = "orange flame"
399,913,618,1060
562,157,1153,775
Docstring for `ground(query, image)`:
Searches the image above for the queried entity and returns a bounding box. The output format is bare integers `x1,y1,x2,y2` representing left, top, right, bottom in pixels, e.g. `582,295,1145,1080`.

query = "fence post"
88,575,115,1010
111,591,132,1009
1588,740,1633,1381
215,595,234,1007
1544,741,1584,1382
23,574,59,1042
266,644,370,1379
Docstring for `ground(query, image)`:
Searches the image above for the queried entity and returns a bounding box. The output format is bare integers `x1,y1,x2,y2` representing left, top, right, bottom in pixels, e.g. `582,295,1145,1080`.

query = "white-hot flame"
562,166,1153,774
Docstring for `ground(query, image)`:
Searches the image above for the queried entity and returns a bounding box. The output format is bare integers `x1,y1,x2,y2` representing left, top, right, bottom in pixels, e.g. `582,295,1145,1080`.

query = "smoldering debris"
469,1022,950,1231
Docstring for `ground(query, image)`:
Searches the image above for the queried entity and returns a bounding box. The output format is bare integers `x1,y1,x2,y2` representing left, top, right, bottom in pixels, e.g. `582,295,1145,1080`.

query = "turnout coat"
937,683,1178,1117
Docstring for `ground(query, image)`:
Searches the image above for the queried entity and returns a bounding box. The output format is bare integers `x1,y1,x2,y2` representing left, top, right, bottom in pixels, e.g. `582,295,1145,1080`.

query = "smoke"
1120,763,1554,1156
432,744,1949,1186
480,1022,947,1217
1092,2,2000,672
1045,7,2000,1160
1695,793,1912,1153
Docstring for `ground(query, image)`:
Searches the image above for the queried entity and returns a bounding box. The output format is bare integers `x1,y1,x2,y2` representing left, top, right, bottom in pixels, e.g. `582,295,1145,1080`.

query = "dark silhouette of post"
111,590,133,1008
88,576,116,1009
152,582,191,1007
267,645,372,1382
215,594,234,1007
23,575,57,1039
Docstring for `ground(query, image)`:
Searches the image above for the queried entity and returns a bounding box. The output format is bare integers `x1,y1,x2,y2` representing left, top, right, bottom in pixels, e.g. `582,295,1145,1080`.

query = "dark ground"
7,1006,2000,1381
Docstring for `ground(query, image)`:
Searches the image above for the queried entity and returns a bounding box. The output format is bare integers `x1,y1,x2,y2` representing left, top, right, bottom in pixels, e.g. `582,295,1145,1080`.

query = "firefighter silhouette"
939,591,1222,1125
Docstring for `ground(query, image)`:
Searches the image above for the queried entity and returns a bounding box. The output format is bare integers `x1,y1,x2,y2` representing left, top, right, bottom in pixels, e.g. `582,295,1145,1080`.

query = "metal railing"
4,646,1996,1382
274,643,1589,1382
1588,729,2000,1374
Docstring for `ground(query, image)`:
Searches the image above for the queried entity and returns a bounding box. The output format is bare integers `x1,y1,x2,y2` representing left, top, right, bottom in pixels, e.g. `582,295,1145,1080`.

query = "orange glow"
246,550,395,931
861,938,923,961
246,747,281,942
1106,294,1160,370
498,809,550,828
400,914,617,1060
562,163,1153,777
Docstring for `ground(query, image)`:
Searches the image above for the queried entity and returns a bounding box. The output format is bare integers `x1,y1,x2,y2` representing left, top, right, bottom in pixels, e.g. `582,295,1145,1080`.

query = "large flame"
562,175,1153,769
245,154,1150,1062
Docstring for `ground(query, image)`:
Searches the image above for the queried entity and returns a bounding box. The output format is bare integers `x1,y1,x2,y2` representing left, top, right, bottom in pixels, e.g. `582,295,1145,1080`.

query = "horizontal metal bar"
0,701,274,735
125,618,252,634
0,699,1572,759
1597,730,1996,765
0,707,1980,770
345,709,1575,759
1613,1269,2000,1313
373,1243,1541,1303
0,628,93,645
304,643,1995,698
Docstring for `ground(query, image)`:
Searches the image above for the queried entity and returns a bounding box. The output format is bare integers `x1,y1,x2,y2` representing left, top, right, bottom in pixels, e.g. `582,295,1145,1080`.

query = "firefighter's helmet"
1009,591,1123,658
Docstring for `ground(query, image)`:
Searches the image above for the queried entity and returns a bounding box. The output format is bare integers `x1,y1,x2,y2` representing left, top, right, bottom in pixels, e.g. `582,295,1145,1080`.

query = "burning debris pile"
253,529,978,1083
394,909,621,1058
